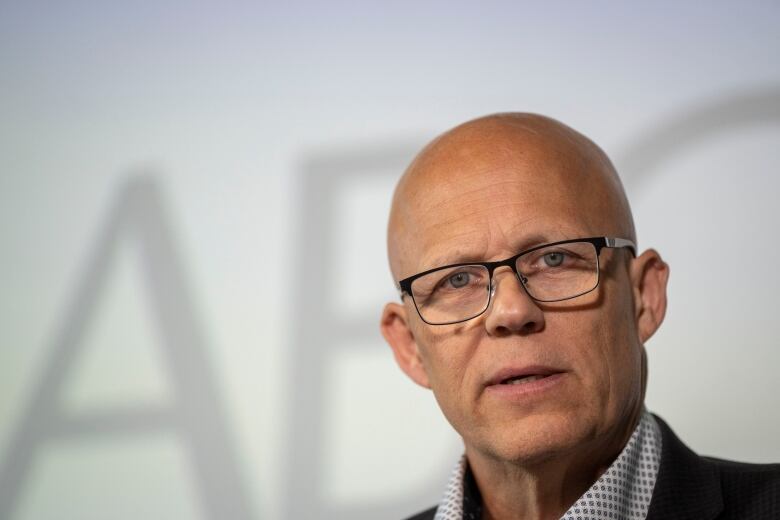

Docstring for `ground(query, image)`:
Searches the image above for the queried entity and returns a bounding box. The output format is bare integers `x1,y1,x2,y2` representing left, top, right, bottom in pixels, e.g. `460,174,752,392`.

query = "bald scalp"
387,113,635,281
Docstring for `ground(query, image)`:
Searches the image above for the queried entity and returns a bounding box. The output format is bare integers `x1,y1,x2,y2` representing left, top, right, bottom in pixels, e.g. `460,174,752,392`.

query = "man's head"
381,113,669,467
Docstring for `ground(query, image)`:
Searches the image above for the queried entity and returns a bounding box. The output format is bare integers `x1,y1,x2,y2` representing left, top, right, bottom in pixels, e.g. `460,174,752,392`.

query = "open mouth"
486,365,565,389
499,374,550,386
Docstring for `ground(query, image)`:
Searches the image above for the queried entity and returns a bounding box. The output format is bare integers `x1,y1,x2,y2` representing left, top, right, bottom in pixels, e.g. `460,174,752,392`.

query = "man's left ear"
629,249,670,343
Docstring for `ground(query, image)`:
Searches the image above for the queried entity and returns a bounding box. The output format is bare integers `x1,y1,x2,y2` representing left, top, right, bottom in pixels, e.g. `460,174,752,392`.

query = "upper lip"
486,365,565,386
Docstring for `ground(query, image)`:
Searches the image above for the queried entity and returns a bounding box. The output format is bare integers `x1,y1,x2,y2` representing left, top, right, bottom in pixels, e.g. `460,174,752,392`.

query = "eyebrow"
424,250,478,269
421,233,552,270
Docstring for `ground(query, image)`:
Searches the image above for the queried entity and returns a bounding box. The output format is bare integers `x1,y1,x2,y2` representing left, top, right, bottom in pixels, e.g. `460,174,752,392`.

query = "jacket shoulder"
649,414,780,519
404,505,437,520
704,455,780,477
704,456,780,517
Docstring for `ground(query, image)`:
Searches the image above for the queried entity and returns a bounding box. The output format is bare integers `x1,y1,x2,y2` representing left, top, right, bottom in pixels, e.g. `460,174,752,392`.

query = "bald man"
380,114,780,520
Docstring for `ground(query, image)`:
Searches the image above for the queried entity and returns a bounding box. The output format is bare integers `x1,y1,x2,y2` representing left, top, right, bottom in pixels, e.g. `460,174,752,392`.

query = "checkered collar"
433,410,663,520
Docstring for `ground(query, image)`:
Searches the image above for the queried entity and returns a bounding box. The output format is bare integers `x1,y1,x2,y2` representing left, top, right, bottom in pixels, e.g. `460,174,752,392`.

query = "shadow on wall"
1,85,778,520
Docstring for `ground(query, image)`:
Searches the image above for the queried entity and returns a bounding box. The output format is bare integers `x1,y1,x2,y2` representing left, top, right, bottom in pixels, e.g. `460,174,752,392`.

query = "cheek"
553,301,642,412
412,324,482,421
413,324,474,389
586,301,643,413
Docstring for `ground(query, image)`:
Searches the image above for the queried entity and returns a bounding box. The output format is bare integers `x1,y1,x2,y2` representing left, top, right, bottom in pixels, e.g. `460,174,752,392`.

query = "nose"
484,269,545,336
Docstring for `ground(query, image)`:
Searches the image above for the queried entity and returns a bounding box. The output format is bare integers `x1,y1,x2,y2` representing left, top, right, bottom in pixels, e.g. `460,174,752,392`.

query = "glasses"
397,237,636,325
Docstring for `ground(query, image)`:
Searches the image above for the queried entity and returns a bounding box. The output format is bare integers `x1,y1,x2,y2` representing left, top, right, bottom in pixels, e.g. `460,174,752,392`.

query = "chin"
471,410,596,465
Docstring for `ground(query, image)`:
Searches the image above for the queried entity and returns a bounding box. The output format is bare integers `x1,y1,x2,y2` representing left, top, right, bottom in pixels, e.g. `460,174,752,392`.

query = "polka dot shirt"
433,411,663,520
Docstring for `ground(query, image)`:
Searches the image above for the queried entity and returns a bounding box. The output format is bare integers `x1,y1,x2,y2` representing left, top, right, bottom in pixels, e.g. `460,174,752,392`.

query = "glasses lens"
410,265,490,324
516,241,599,301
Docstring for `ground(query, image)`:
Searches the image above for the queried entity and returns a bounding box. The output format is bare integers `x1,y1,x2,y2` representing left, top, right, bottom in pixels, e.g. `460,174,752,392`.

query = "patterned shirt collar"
433,410,663,520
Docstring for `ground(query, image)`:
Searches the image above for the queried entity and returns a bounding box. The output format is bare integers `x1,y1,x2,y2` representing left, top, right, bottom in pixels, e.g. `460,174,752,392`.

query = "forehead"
395,140,611,276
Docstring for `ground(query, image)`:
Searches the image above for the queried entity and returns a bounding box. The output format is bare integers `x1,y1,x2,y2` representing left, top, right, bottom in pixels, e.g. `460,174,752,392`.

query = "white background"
1,1,779,518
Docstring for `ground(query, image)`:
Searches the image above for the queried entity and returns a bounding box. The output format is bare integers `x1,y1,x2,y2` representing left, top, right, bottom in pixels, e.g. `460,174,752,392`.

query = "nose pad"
484,268,544,335
489,269,528,302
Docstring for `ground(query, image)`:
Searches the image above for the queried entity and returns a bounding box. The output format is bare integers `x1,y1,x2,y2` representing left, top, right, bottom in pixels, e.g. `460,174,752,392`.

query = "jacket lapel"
646,415,723,520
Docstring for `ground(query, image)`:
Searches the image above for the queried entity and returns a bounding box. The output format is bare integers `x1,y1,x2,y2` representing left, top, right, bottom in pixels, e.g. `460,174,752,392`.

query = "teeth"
505,375,545,385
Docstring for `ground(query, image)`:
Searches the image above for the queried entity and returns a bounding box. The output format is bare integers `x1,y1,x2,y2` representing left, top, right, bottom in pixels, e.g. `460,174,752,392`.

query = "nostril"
493,319,540,337
493,325,511,337
521,319,540,334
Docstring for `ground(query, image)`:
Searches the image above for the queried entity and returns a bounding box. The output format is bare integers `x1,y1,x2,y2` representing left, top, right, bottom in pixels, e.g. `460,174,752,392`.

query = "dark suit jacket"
406,415,780,519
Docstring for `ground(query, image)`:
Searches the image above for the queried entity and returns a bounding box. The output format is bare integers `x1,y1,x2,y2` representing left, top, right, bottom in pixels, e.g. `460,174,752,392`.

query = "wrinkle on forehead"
387,113,635,280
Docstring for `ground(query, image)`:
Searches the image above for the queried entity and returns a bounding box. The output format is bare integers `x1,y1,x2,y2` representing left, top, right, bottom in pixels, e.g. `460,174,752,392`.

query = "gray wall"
1,2,779,519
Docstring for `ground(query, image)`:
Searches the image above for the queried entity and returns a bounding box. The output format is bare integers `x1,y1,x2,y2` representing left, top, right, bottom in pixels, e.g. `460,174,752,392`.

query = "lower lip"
485,373,566,399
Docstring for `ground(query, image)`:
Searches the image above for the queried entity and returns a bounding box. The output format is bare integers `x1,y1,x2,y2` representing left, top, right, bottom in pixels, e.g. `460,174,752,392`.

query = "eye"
447,272,471,288
543,252,565,267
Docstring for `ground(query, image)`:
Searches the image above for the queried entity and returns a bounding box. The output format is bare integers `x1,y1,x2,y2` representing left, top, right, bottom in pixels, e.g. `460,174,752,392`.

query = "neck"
466,411,642,520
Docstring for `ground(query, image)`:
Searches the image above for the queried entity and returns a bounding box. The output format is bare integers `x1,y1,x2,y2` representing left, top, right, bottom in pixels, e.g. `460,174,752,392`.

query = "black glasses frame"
397,236,636,325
